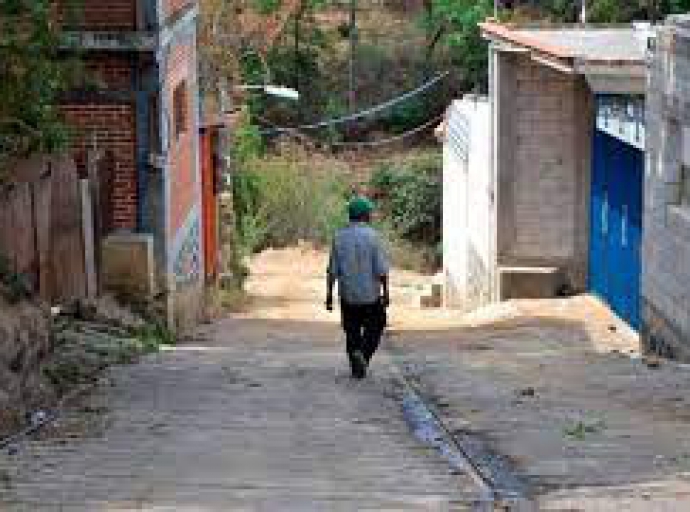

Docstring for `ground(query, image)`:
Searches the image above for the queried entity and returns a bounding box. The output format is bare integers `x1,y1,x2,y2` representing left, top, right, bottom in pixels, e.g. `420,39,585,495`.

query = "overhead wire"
261,71,450,135
257,110,444,150
329,114,444,148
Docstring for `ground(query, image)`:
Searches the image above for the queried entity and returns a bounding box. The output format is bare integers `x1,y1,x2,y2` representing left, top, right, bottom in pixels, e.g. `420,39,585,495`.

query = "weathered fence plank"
34,171,53,301
50,156,87,302
0,155,87,303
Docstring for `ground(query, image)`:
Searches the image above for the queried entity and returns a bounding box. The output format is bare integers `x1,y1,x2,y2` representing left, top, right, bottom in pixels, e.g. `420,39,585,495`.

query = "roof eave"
577,62,647,94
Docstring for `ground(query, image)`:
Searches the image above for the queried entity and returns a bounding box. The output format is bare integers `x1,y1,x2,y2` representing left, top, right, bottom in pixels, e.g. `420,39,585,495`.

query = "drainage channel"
385,349,535,512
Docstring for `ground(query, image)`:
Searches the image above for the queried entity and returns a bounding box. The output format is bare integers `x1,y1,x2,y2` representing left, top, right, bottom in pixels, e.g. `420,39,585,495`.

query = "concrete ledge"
101,233,156,300
499,266,567,300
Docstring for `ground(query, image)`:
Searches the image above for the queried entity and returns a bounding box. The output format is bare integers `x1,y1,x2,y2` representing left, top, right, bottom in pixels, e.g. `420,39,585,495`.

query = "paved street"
390,297,690,510
5,246,690,510
0,248,482,511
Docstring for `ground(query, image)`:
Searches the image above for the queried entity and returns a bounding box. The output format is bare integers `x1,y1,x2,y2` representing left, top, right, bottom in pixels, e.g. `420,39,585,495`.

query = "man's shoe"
351,350,367,379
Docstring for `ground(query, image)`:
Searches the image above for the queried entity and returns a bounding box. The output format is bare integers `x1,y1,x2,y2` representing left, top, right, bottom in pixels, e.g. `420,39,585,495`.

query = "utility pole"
348,0,357,112
580,0,587,24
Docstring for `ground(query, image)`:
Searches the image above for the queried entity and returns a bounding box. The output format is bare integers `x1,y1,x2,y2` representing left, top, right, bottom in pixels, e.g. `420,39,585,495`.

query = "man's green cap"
348,196,374,218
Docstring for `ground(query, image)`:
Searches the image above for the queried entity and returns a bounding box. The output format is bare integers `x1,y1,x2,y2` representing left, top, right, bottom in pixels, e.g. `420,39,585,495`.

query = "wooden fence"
0,154,113,304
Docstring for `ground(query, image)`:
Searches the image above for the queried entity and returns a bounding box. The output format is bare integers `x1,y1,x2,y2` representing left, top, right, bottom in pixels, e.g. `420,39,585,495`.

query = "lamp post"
236,84,300,102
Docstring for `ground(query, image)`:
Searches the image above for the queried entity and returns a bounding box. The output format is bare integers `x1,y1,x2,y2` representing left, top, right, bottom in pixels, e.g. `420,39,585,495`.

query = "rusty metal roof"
480,21,648,66
480,21,650,93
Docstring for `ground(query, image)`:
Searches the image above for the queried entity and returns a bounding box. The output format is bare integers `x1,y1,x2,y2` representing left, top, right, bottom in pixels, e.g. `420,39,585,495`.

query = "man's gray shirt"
328,223,389,305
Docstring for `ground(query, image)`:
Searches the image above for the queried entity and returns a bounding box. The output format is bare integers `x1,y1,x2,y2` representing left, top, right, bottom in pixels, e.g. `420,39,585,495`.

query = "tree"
0,0,72,166
538,0,689,22
423,0,493,91
199,0,310,110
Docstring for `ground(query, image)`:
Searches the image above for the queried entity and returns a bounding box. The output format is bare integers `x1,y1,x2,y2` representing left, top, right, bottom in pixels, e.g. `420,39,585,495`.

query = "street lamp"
236,84,300,102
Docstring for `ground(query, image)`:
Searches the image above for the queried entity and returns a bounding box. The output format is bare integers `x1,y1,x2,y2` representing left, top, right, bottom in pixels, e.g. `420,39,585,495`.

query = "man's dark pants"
340,300,386,368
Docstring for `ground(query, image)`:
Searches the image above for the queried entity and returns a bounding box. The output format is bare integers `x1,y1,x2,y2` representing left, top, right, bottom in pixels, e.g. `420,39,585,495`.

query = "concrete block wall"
495,51,592,291
643,16,690,359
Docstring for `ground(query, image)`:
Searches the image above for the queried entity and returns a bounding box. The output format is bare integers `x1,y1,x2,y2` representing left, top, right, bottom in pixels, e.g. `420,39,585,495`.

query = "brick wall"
643,17,690,360
58,0,137,31
84,53,135,90
62,104,137,230
61,54,138,230
164,35,199,237
495,52,591,289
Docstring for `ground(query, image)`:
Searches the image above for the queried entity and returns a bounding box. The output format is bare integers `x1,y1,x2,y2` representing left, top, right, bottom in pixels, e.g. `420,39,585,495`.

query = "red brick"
165,37,198,235
61,103,138,230
57,0,137,31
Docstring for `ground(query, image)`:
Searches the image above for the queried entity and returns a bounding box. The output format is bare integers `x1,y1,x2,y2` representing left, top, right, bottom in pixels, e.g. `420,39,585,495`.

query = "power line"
329,114,444,148
261,71,449,135
257,111,443,150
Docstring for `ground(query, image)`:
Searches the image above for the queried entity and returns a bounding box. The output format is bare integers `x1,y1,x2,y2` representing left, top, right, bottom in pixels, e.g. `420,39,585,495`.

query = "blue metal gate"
589,130,643,329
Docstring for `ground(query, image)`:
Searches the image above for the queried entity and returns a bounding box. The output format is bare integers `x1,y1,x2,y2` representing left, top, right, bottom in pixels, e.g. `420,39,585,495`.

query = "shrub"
370,151,441,245
369,151,442,272
232,156,349,255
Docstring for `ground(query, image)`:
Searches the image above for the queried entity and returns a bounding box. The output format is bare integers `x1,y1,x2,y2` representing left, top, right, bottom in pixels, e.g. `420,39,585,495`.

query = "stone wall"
494,50,592,291
642,15,690,359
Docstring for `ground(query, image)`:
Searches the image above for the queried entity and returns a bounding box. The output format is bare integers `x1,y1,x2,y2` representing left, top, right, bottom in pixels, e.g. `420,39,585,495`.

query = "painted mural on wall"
173,216,201,284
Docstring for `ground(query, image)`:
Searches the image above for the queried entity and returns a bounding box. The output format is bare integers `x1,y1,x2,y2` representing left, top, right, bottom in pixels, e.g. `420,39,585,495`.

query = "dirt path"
0,246,483,510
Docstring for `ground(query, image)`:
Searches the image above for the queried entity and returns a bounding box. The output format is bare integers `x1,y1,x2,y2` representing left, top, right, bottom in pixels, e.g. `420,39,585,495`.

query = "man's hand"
325,296,334,312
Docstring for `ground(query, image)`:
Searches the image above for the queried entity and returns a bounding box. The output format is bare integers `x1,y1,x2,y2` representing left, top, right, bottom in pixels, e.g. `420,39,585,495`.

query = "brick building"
61,0,204,331
643,15,690,359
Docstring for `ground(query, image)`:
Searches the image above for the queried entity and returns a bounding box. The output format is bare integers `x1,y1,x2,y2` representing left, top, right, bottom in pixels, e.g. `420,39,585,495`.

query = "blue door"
589,131,643,329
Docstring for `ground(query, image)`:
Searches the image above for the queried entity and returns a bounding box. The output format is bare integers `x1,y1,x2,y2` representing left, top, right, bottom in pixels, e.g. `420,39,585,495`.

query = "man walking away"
326,197,390,379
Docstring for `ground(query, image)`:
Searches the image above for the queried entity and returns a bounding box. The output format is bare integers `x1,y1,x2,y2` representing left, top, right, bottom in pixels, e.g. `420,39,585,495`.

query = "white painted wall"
442,98,493,310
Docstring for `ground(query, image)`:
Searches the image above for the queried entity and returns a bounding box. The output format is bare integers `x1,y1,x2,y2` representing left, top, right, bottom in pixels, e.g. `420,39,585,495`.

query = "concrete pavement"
0,247,483,511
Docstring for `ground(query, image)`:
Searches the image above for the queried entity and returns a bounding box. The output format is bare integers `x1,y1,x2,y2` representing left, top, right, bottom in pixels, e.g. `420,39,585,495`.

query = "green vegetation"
564,418,607,441
370,151,442,272
423,0,494,91
44,317,175,394
206,0,689,275
370,152,441,245
0,0,75,170
0,255,32,303
233,154,349,257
